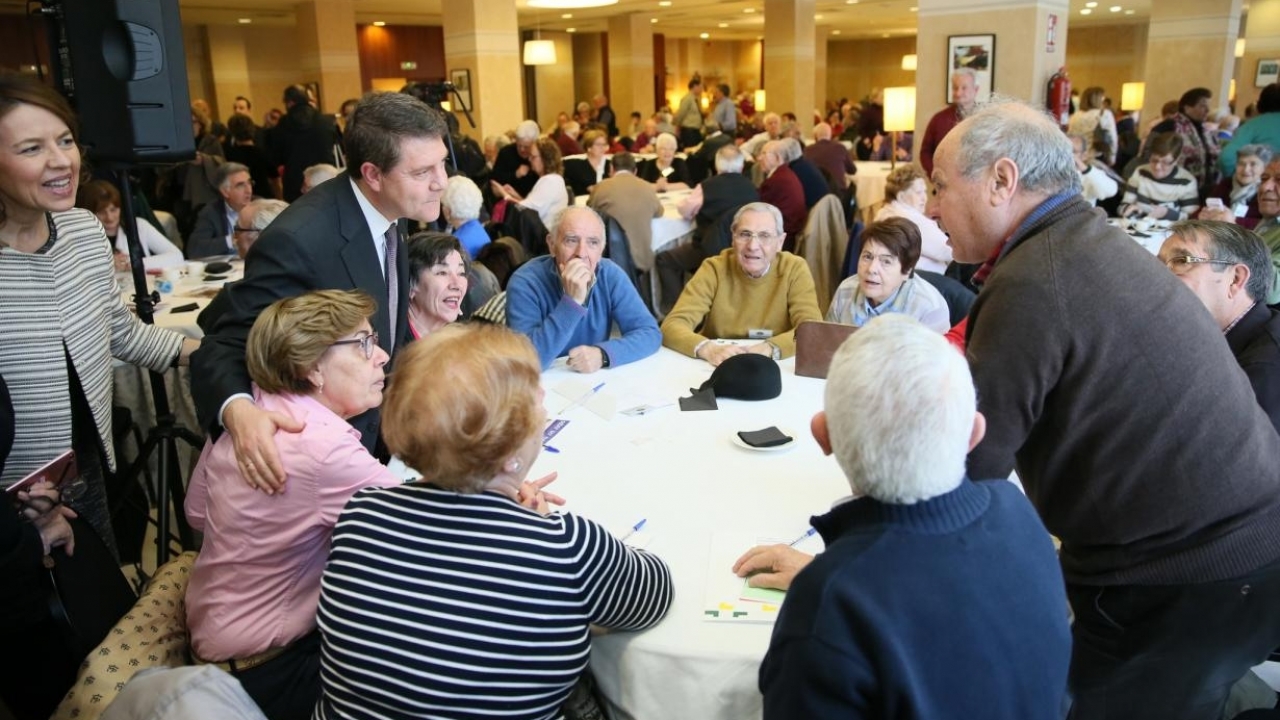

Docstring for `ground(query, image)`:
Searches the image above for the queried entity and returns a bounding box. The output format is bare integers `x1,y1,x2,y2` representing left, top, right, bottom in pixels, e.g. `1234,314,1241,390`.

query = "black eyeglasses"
233,226,259,235
1163,255,1234,276
331,332,379,359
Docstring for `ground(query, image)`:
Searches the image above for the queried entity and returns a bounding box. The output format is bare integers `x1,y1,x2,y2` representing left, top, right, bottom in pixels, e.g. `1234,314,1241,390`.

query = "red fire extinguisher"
1047,67,1072,128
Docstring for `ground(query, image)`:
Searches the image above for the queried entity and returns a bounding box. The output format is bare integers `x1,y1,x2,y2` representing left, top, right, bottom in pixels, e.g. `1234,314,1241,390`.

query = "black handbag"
44,516,136,662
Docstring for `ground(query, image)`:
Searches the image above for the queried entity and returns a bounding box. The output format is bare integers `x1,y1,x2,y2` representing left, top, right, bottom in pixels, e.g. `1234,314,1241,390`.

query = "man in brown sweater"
932,101,1280,720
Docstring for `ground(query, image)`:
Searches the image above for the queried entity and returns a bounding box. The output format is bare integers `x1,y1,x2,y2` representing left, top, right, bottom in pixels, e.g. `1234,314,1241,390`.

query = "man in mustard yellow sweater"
661,202,822,365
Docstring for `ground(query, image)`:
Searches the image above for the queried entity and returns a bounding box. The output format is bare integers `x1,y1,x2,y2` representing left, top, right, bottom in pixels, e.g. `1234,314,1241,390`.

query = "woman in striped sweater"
0,75,197,552
1121,132,1203,221
315,324,673,720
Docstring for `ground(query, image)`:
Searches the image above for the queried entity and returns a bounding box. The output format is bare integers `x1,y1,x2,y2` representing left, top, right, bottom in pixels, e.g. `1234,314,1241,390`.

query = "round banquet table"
853,160,894,219
530,347,850,720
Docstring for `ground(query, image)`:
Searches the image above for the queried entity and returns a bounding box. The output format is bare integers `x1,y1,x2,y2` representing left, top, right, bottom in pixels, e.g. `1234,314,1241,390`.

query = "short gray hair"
825,314,974,503
244,199,288,232
956,98,1081,196
952,67,977,85
731,202,784,237
484,134,511,151
778,137,803,163
442,175,483,223
655,132,678,152
303,163,340,188
515,120,541,142
715,144,745,174
550,205,605,243
1169,219,1274,302
216,162,250,190
1238,144,1274,165
813,122,833,141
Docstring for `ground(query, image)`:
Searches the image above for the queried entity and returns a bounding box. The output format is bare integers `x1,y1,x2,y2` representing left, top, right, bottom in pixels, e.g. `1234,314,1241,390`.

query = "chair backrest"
841,218,865,281
916,270,977,327
502,205,550,257
600,211,644,298
796,194,848,315
700,206,740,257
471,291,508,325
475,238,524,290
53,552,198,720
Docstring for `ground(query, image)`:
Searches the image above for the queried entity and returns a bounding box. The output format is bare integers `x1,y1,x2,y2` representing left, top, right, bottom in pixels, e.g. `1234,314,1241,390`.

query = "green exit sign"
400,61,418,71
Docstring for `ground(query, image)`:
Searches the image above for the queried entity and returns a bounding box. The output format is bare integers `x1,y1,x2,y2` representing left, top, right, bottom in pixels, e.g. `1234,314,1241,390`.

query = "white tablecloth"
528,348,850,720
574,191,695,256
112,260,242,478
853,160,894,216
1107,218,1171,255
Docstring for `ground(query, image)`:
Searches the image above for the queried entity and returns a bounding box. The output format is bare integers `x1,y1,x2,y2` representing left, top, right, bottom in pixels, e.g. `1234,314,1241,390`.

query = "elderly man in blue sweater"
506,206,661,371
738,315,1071,719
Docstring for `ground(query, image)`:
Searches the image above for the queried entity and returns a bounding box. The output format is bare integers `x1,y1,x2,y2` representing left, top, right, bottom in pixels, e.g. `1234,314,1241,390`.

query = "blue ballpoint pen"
788,527,817,547
621,518,647,541
558,382,606,416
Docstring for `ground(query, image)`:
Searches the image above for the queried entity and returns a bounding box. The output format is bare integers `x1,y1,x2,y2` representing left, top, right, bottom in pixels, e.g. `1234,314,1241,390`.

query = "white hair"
655,132,678,152
951,67,977,85
715,144,745,174
243,198,288,232
778,137,803,163
515,120,541,141
483,134,511,151
813,122,833,141
303,163,340,188
825,315,974,504
956,98,1081,196
731,202,784,236
442,175,483,223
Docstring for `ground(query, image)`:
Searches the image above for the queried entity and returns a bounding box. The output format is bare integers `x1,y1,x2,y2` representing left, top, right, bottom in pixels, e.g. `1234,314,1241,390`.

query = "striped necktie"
385,223,399,349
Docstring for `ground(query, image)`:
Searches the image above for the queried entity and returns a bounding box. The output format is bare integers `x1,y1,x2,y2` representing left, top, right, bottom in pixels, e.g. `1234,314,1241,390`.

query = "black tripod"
110,167,202,568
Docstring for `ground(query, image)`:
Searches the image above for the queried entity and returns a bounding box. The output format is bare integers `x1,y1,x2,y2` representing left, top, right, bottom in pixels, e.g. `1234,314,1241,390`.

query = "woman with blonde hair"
1068,86,1118,165
186,289,400,720
874,165,951,273
315,323,673,720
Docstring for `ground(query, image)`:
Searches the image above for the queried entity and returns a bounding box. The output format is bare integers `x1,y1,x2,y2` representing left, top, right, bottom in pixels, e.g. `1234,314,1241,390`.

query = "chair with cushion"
53,552,198,720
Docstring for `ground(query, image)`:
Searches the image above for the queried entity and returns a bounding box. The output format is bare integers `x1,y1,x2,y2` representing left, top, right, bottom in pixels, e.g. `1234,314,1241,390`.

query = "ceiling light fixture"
1109,5,1121,10
561,12,573,17
239,17,253,24
832,29,841,34
523,9,557,65
718,22,728,27
1085,1,1097,6
658,1,672,6
567,27,576,32
528,0,618,8
700,32,710,38
815,14,824,19
744,8,755,13
1080,8,1092,14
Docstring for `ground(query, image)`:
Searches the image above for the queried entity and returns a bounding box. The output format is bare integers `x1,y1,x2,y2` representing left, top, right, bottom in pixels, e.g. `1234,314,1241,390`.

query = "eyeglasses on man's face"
734,230,778,244
233,226,259,236
1162,255,1234,276
331,332,380,359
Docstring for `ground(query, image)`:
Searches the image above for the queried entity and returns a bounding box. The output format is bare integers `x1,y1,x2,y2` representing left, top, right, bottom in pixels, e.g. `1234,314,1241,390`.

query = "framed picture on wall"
450,69,472,112
947,34,995,103
1257,60,1280,88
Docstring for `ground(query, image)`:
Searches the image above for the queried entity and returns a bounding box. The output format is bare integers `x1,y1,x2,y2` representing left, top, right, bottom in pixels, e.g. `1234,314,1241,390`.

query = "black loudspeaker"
43,0,194,164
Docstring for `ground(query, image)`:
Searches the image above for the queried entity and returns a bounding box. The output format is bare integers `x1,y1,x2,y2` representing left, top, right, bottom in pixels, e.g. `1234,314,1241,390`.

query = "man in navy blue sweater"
738,315,1071,719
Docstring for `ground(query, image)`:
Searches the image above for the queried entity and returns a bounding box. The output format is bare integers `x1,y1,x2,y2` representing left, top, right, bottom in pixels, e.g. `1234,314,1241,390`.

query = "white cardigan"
0,209,184,484
874,200,953,274
110,218,185,270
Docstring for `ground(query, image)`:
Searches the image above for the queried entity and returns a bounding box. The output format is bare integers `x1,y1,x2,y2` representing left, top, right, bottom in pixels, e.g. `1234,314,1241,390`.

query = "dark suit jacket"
563,157,612,197
189,176,410,451
638,157,690,187
268,104,339,202
492,144,538,198
1228,301,1280,435
790,158,830,210
803,139,855,193
695,172,758,254
186,198,234,259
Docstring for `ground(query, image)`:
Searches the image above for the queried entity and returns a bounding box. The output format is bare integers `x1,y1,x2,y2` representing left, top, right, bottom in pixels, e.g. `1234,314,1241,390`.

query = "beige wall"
573,34,605,112
1064,23,1146,103
534,32,577,131
1140,0,1241,133
184,25,317,123
826,37,918,107
662,38,762,113
1235,0,1280,114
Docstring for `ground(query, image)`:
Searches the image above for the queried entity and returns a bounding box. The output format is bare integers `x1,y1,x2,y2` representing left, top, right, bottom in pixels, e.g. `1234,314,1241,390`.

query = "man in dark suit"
655,144,758,314
187,162,252,258
269,84,340,202
190,91,449,491
781,138,830,209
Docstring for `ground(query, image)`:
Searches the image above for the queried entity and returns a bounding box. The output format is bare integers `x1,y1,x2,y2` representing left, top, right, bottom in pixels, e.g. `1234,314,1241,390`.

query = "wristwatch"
595,346,611,368
767,342,781,361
